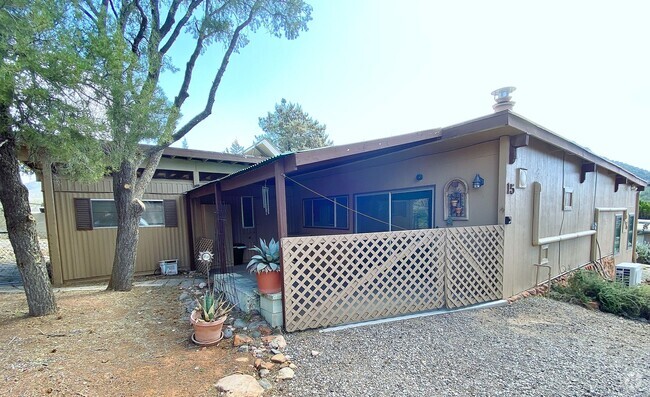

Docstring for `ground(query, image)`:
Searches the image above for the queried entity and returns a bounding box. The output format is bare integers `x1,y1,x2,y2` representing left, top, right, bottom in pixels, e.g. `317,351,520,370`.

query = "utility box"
159,259,178,276
615,263,643,286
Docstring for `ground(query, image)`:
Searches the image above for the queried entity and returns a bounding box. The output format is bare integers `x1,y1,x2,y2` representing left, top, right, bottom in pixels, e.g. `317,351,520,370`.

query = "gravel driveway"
272,298,649,397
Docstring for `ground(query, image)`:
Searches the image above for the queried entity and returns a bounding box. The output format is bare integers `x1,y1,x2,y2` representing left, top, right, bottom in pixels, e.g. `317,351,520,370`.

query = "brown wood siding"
501,138,637,297
54,190,190,282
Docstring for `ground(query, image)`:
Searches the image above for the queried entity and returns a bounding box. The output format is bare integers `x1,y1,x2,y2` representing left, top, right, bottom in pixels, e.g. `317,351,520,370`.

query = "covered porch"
185,125,510,331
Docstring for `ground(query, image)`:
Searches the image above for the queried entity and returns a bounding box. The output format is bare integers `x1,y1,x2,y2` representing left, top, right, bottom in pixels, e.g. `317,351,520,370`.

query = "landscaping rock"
259,369,270,378
214,374,264,397
237,345,250,353
178,292,189,301
271,353,287,363
198,282,206,289
260,361,275,370
233,334,253,347
262,335,287,349
310,350,321,357
223,328,233,339
251,330,261,338
258,378,273,390
233,318,247,329
258,325,272,336
277,367,295,380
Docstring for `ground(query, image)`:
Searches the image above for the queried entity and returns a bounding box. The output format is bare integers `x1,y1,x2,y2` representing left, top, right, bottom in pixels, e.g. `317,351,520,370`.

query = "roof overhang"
186,110,648,196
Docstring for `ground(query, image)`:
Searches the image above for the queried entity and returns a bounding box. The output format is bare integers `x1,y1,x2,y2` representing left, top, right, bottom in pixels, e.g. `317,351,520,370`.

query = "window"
628,214,635,249
75,199,174,229
563,187,573,211
614,214,623,255
92,200,164,228
355,189,433,233
241,196,255,228
303,196,348,229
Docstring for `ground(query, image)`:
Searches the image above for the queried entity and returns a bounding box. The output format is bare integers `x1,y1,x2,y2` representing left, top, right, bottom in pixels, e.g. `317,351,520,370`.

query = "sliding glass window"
355,189,433,233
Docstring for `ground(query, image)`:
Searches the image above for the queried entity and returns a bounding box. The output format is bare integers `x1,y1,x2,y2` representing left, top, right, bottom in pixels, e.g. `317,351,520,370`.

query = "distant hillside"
612,160,650,201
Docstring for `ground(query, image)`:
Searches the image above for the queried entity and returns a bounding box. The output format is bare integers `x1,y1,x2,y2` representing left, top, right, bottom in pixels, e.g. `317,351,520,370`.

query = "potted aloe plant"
190,290,234,345
247,238,282,294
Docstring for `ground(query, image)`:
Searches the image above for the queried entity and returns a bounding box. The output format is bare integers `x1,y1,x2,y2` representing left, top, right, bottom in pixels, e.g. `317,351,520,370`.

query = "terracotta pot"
256,271,282,294
190,311,226,344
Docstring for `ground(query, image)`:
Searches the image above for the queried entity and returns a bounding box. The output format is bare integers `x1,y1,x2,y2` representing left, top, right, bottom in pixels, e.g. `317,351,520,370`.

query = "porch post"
274,160,288,330
213,182,228,273
42,163,63,286
274,161,288,239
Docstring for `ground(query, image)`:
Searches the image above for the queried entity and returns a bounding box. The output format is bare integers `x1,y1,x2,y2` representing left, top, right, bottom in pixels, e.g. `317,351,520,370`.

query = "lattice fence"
282,225,504,332
445,226,504,308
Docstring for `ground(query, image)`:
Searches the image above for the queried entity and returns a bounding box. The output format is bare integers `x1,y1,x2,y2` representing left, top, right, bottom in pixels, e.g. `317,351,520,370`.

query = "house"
35,145,268,285
188,94,647,331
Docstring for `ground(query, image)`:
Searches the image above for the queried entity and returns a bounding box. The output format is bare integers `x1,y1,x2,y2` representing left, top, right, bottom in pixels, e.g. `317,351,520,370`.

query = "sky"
160,0,650,170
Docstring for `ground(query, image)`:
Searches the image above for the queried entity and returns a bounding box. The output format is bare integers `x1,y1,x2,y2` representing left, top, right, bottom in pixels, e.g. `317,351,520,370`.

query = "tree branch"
79,6,98,24
158,0,181,37
107,0,119,21
168,7,257,144
134,148,163,198
131,0,148,54
158,0,202,55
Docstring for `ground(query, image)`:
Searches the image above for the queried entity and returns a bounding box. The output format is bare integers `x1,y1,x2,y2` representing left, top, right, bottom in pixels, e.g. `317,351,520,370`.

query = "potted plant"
190,290,233,345
247,238,282,294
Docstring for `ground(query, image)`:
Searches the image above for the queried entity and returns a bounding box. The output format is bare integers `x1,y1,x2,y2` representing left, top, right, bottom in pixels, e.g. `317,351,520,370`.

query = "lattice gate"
282,225,504,332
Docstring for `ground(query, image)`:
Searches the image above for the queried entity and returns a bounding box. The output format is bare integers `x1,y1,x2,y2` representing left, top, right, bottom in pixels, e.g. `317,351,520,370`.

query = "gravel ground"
271,298,650,397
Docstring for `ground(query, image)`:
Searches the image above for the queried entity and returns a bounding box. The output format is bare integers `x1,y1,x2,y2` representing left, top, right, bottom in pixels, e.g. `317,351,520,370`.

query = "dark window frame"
303,195,349,229
354,187,434,233
241,196,255,229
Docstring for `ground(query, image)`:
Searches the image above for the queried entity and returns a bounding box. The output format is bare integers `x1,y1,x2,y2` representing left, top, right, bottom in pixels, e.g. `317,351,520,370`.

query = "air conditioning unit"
615,263,643,287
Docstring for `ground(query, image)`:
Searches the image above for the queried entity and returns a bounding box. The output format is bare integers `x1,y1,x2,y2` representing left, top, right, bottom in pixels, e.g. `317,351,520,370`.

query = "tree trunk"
107,160,144,291
0,108,57,316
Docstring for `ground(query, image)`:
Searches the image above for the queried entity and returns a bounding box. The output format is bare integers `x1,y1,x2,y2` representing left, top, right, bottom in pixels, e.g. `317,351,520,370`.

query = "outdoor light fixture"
473,174,485,189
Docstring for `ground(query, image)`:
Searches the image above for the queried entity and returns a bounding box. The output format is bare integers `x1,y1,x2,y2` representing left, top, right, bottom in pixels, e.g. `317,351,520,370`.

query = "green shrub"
637,241,650,264
639,201,650,219
550,269,650,320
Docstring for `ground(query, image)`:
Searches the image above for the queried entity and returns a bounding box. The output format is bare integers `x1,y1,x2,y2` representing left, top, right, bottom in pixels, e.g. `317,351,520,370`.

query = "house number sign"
506,183,515,195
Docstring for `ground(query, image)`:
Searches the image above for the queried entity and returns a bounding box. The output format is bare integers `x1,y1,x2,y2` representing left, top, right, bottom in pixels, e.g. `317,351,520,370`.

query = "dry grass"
0,287,253,396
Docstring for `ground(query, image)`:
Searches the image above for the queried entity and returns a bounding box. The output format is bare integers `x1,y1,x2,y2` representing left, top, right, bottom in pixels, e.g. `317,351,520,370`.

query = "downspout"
532,182,596,246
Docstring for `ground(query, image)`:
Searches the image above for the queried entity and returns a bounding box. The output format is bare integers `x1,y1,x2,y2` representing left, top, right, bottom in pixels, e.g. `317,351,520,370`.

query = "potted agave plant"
190,290,234,345
247,238,282,294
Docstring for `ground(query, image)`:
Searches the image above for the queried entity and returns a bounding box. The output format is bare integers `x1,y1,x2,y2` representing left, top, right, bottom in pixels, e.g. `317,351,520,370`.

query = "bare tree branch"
131,0,148,54
134,148,163,197
159,0,202,55
167,7,257,144
79,6,98,24
107,0,119,21
158,0,182,37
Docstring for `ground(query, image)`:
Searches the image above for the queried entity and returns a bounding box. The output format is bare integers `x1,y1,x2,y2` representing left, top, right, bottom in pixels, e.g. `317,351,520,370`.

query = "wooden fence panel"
445,226,504,308
282,225,504,332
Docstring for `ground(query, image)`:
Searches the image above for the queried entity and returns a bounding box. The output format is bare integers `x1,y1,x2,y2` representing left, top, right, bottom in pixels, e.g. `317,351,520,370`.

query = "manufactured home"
189,103,647,331
36,146,269,285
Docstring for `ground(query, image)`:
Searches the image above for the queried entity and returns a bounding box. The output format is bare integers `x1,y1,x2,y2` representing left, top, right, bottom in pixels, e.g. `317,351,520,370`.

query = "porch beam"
187,182,215,199
221,165,276,191
213,183,227,272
